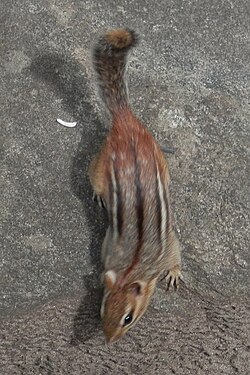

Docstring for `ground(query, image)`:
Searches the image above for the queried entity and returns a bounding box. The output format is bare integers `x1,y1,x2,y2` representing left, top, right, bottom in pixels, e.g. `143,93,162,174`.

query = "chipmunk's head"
101,270,157,343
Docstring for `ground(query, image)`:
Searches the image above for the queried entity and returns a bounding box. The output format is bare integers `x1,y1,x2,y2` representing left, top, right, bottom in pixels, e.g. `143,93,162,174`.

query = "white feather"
56,118,77,127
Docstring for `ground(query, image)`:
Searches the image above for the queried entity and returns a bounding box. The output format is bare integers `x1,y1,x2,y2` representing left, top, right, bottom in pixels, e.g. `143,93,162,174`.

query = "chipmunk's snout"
104,330,123,344
105,335,116,344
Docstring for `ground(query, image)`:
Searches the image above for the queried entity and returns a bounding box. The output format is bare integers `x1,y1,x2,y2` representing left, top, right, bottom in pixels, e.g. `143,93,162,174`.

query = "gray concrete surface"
1,0,250,373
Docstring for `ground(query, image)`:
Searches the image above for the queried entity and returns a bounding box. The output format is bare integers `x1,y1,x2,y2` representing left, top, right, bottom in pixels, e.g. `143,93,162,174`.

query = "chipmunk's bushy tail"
93,28,138,114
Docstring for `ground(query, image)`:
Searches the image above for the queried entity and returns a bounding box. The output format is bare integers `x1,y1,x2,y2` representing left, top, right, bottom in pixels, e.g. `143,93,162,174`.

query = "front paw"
165,265,183,289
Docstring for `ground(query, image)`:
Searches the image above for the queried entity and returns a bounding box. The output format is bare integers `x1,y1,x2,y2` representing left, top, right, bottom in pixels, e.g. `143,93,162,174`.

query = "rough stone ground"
1,0,250,374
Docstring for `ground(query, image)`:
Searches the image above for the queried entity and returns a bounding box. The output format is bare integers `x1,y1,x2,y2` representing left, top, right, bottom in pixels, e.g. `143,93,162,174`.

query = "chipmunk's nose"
105,336,114,344
104,331,122,344
105,335,117,344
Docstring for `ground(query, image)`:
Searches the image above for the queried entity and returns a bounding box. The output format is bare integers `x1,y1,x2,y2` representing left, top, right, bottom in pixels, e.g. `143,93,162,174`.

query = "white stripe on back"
156,165,167,248
111,162,118,242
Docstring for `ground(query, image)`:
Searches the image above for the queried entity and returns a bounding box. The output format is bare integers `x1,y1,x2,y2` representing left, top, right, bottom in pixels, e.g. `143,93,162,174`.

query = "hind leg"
92,191,106,208
89,154,107,208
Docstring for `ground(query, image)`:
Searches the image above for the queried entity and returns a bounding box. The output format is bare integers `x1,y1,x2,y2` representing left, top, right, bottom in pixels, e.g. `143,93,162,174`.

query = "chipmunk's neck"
118,260,163,286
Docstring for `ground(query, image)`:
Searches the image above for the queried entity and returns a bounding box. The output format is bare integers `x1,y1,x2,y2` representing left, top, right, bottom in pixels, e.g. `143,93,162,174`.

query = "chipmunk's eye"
123,312,133,326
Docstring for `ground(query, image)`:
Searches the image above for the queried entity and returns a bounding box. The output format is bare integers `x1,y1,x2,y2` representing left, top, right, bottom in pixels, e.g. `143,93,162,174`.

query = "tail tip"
105,28,138,50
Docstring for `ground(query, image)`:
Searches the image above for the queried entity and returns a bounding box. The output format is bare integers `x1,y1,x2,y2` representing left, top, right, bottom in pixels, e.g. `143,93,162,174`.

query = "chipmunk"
89,28,182,343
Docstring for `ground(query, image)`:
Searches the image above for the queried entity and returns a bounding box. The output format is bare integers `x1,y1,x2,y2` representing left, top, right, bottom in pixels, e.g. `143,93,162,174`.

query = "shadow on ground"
30,53,107,343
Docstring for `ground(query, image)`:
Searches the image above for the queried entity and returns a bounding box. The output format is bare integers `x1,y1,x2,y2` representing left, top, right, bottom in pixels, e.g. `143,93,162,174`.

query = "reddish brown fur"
105,29,135,49
90,29,182,343
102,276,157,343
90,108,169,208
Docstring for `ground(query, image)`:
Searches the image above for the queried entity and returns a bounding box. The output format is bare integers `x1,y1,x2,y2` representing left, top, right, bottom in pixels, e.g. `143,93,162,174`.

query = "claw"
92,192,106,209
165,266,183,289
160,144,177,154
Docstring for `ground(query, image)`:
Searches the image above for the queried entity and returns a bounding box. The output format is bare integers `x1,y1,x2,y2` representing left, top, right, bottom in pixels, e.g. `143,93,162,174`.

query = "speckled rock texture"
1,0,249,373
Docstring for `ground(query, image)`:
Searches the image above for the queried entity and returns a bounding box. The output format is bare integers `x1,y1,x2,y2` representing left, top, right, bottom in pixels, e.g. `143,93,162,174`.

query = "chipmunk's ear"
104,270,117,290
128,281,146,296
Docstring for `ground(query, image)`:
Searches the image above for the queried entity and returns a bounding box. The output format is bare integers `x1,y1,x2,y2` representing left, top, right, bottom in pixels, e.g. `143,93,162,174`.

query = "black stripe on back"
120,142,145,282
132,143,144,254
